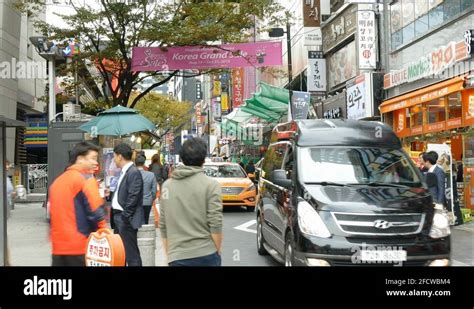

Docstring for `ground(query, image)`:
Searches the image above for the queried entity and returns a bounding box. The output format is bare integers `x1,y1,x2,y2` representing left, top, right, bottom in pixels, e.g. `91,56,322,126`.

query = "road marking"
234,219,257,234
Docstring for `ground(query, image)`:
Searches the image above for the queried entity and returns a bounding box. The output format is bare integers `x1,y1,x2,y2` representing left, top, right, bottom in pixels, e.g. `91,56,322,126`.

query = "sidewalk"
452,221,474,233
7,202,167,266
14,193,46,204
451,221,474,266
8,202,51,266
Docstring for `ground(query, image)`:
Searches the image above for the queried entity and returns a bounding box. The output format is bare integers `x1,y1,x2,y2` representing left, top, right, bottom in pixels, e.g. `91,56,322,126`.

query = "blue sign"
63,46,72,57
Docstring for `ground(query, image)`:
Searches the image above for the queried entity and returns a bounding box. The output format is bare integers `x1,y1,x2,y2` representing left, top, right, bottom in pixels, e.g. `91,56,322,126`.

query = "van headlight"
247,184,256,192
297,201,331,238
429,210,451,239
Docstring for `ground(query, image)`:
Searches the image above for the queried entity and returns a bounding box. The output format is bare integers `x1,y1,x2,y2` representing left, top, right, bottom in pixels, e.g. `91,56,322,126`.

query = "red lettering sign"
447,118,462,129
85,228,125,267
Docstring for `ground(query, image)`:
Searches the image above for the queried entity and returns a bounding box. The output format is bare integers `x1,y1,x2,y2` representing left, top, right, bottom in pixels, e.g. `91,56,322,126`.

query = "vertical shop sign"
307,51,326,93
232,68,245,108
357,11,377,70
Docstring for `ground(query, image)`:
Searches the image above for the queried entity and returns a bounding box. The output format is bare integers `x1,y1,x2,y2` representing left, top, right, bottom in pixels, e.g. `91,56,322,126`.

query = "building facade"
0,0,47,164
319,2,384,121
379,0,474,210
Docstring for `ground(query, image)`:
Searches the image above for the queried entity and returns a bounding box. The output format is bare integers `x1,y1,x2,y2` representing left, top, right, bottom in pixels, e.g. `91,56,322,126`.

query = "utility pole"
286,22,293,121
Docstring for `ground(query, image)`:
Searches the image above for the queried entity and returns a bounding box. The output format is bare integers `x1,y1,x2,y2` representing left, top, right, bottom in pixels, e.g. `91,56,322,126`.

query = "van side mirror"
425,173,437,188
271,169,292,189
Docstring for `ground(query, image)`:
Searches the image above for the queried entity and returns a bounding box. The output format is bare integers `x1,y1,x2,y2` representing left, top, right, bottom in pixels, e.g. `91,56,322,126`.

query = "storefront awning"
238,83,289,122
379,76,465,114
224,108,255,125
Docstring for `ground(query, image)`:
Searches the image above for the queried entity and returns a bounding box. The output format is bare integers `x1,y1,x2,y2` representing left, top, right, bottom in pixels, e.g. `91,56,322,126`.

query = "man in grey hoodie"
159,138,223,266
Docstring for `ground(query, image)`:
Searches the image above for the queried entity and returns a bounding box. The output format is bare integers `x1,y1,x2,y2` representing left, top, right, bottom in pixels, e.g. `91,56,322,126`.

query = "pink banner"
132,42,282,71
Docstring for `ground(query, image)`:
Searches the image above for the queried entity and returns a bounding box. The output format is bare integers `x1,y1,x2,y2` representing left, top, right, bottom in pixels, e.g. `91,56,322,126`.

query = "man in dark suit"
422,151,446,206
112,143,144,266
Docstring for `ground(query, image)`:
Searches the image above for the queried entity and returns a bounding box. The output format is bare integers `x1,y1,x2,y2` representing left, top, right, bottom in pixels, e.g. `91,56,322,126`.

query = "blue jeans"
169,252,221,266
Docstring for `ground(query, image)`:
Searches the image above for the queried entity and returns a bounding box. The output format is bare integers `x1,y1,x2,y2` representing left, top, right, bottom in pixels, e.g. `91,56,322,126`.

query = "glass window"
426,98,446,123
415,0,429,18
405,108,411,128
203,164,246,178
448,92,462,119
429,0,444,10
391,2,403,33
402,0,415,27
444,0,461,20
262,143,286,176
410,104,423,127
327,41,357,89
461,0,473,11
429,3,444,28
284,146,294,180
298,148,422,186
402,22,415,44
415,14,429,37
391,30,403,50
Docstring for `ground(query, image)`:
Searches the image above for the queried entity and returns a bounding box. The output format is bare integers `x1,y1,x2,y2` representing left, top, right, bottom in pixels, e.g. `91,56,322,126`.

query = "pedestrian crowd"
48,137,223,266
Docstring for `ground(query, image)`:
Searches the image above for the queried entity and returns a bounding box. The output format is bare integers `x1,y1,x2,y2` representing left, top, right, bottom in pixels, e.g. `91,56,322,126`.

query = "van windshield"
298,147,422,186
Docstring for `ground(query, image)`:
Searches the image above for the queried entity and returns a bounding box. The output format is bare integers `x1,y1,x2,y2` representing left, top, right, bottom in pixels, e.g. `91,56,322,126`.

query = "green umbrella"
79,105,156,136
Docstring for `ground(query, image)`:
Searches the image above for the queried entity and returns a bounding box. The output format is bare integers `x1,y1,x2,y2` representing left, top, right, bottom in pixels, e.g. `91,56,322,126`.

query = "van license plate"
360,250,407,262
222,195,233,200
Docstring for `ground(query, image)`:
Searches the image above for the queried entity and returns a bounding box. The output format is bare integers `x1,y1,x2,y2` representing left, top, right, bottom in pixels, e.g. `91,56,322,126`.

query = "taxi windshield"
203,165,246,178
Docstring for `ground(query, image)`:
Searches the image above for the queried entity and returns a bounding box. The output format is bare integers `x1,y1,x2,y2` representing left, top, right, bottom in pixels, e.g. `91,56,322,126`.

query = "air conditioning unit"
63,103,81,122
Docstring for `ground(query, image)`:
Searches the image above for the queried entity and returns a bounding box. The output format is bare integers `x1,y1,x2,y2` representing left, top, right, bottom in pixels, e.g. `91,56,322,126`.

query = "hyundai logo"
373,220,391,229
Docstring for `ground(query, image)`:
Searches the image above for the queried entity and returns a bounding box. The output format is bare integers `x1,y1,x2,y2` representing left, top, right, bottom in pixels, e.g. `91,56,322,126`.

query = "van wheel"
284,231,295,267
256,214,268,255
246,206,255,212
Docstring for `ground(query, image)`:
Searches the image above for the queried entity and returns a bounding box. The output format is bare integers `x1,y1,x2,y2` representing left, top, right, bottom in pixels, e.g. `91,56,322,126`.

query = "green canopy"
259,82,290,104
79,105,155,136
221,82,289,142
225,108,255,125
239,82,289,121
240,104,279,122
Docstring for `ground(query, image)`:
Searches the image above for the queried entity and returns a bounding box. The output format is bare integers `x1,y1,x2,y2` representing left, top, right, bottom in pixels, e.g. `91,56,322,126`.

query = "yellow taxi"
203,162,257,211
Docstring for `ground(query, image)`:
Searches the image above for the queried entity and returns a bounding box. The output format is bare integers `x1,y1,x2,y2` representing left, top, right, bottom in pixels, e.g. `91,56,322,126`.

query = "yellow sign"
213,81,221,96
221,92,229,111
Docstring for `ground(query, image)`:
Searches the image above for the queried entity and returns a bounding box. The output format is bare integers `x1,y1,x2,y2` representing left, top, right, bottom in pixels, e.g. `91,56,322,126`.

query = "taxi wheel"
246,206,255,212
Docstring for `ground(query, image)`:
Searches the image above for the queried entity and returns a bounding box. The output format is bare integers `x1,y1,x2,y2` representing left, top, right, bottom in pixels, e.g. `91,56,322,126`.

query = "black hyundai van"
256,119,451,266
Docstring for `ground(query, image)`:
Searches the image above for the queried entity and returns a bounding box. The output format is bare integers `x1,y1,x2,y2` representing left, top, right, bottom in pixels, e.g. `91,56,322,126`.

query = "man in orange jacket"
49,141,107,266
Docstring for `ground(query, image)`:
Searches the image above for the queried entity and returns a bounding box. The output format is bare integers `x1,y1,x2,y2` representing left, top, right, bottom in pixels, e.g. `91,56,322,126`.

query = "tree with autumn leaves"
17,0,283,106
16,0,284,143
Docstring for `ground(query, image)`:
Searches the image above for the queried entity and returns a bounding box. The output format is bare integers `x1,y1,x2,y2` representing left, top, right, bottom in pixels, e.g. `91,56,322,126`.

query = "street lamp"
269,23,293,120
29,36,65,123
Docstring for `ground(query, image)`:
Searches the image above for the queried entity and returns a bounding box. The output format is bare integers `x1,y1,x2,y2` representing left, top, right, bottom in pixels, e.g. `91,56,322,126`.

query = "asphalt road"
7,203,473,266
221,206,280,266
